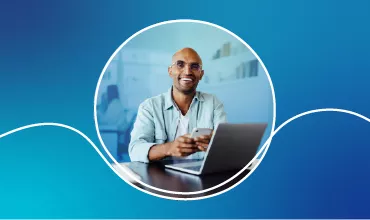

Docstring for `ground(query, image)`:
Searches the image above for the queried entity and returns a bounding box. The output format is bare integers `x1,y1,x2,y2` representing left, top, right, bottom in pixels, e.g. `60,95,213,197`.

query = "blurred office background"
96,22,274,162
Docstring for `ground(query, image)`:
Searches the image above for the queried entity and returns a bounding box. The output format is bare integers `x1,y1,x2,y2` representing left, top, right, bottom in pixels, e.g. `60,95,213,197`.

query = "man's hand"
194,130,213,151
165,134,199,157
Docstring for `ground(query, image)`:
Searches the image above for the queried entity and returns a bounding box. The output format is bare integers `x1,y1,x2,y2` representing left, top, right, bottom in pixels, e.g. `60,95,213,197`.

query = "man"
129,48,227,162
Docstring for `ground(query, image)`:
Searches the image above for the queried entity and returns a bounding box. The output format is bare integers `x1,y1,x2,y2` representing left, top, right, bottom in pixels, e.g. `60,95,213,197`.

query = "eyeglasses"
170,60,202,72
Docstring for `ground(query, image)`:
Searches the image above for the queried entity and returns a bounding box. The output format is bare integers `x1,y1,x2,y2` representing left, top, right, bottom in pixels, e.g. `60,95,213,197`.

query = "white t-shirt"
172,100,202,159
175,112,190,139
174,110,193,160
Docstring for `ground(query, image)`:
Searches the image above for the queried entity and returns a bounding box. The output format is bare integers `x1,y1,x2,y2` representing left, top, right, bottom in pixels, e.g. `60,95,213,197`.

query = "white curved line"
207,108,370,200
273,108,370,134
0,122,181,200
93,18,277,197
0,108,369,201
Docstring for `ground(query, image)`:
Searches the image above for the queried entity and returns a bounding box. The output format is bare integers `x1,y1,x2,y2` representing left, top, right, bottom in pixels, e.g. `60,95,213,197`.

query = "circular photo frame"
94,19,276,200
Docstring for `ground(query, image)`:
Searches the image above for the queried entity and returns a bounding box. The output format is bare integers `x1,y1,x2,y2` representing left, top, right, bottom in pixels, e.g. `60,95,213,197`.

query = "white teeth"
181,78,193,81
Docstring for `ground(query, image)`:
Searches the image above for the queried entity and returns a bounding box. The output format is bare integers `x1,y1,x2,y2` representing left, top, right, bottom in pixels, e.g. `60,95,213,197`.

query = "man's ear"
199,70,204,80
168,67,173,78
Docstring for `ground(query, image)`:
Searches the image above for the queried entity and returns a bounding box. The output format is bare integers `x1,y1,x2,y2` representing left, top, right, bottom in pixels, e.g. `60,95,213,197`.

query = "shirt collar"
164,86,205,110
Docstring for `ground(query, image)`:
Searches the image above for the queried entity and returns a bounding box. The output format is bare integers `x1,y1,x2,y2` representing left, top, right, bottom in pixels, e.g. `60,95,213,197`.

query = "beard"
173,80,198,95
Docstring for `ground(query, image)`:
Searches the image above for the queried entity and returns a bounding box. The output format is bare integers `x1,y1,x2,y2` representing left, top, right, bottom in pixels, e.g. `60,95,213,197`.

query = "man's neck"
172,87,196,115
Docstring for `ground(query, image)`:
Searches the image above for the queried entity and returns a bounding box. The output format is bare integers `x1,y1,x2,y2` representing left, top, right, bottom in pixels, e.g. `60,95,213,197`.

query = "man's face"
168,49,204,94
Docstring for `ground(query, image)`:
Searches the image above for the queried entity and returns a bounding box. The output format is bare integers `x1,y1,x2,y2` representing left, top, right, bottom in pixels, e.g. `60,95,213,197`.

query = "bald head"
168,47,204,95
172,47,202,65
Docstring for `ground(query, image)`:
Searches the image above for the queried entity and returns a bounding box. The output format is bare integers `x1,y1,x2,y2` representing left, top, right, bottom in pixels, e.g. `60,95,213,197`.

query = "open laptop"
164,123,268,175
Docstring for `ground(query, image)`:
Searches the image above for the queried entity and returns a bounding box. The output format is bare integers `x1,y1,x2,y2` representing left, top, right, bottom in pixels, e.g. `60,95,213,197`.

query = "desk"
112,160,259,198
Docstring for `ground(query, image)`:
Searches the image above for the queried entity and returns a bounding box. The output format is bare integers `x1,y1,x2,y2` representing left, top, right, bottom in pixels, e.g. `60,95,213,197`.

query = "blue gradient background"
0,0,369,218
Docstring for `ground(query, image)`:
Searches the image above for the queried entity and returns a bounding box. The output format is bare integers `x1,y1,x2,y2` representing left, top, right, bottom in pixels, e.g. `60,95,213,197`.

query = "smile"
180,78,193,82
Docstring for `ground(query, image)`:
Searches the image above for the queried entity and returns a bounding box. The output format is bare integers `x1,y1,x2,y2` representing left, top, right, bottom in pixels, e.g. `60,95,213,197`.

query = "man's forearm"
148,142,171,161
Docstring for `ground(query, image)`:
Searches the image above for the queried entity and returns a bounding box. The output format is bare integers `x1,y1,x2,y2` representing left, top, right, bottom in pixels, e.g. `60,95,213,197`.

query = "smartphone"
191,128,212,138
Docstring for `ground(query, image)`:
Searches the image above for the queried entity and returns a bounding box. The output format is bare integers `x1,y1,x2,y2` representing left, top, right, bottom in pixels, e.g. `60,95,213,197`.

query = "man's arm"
147,143,170,161
128,102,158,163
148,135,198,161
213,96,227,126
129,102,198,162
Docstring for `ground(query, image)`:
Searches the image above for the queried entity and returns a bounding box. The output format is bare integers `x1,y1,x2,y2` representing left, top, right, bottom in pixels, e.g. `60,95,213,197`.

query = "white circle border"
93,19,276,200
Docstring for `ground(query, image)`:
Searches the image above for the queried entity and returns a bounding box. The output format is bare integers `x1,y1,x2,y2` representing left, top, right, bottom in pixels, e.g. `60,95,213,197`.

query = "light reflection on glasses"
170,60,202,72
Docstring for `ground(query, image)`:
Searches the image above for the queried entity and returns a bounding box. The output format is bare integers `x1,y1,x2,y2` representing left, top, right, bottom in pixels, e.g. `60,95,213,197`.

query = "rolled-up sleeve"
213,97,227,127
128,101,156,163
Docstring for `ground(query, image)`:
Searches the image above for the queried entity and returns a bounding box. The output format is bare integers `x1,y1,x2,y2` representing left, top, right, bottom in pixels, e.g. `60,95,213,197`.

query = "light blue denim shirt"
128,87,227,163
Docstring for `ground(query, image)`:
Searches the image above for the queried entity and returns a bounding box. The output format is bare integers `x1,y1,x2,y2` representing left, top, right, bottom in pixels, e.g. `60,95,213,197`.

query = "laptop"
164,123,268,175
